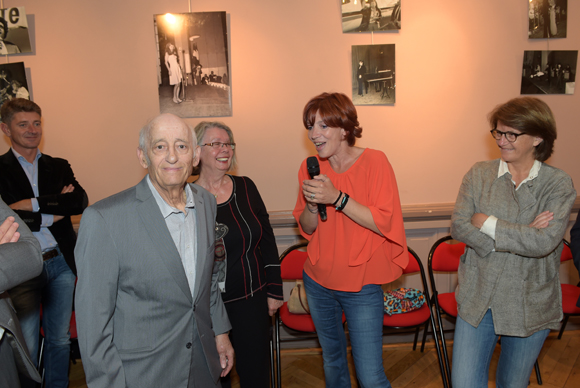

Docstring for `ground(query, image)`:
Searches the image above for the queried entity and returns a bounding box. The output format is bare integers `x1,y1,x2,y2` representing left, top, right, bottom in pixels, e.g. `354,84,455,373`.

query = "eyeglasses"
202,142,236,150
490,129,526,143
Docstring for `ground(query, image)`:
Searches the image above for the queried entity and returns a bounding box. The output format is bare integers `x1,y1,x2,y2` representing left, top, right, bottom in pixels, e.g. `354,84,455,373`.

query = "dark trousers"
221,288,271,388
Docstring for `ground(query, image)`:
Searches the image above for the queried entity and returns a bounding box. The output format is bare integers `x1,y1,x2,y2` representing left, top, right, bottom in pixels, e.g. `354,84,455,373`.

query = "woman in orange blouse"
293,92,407,388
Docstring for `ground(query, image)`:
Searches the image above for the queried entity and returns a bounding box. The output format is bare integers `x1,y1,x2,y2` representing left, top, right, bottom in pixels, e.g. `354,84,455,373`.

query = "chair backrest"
428,236,466,272
405,247,431,301
279,241,308,280
561,239,572,263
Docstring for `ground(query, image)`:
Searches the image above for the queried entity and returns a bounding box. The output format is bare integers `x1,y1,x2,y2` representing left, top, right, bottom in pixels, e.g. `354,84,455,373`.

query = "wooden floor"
69,330,580,388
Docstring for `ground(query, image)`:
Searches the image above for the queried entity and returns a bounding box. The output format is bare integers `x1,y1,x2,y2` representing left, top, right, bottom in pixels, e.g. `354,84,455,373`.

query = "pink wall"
1,0,578,211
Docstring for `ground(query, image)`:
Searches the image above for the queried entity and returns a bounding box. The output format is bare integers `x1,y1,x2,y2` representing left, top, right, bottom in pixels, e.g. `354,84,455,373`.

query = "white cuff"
480,215,498,240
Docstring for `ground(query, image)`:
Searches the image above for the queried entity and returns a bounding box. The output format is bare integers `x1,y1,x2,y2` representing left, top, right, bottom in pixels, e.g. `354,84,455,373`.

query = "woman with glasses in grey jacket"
450,97,576,388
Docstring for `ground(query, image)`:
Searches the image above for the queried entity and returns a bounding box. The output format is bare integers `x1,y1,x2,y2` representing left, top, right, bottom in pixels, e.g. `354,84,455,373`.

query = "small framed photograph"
0,7,32,54
521,50,577,95
341,0,401,33
352,44,396,105
0,62,30,118
528,0,567,39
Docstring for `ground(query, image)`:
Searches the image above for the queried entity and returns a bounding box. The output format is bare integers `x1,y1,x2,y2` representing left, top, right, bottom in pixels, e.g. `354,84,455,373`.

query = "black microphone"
306,156,327,221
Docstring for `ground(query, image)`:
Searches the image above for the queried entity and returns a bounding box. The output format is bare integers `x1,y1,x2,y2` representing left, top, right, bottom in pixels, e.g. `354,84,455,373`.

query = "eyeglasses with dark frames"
202,142,236,150
490,129,526,143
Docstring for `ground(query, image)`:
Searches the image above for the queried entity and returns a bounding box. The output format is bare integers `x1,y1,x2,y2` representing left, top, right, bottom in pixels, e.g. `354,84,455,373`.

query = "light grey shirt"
147,176,197,295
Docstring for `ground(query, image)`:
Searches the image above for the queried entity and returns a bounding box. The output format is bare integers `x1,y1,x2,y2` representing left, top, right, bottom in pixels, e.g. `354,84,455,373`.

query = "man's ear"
0,122,11,137
137,147,148,168
192,145,201,167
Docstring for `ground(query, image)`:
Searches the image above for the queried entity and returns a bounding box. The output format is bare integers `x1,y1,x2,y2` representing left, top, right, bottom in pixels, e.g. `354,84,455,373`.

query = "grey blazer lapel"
135,178,193,303
190,184,211,303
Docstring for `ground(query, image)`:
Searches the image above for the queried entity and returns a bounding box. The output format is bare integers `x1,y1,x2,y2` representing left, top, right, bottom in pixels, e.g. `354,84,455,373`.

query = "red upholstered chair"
428,236,542,388
427,236,465,387
558,240,580,339
382,247,448,388
274,241,345,388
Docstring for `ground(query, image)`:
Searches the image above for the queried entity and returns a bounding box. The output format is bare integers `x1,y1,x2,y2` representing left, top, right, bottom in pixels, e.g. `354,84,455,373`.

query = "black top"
216,175,282,303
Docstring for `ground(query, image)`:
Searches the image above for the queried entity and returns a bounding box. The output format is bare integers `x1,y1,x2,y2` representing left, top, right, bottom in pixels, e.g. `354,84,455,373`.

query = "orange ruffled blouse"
292,149,408,292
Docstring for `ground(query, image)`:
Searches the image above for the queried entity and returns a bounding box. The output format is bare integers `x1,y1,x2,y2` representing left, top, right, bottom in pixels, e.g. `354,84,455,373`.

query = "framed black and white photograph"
0,7,32,54
528,0,567,39
0,62,30,117
341,0,400,33
154,11,231,117
352,44,395,105
521,50,577,95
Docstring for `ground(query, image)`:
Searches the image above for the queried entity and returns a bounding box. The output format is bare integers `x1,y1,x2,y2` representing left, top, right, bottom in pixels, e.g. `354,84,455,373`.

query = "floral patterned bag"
383,288,425,315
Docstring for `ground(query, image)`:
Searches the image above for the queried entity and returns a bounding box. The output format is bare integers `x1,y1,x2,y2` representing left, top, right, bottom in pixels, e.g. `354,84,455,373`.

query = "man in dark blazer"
570,215,580,307
0,98,88,388
75,113,233,387
0,199,42,388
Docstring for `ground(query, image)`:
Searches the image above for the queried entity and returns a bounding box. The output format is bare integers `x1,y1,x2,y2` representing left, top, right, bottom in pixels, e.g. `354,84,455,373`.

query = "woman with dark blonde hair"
293,92,407,387
194,121,283,388
451,97,576,387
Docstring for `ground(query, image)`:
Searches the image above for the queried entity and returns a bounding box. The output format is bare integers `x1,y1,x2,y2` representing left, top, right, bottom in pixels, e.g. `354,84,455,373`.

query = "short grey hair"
138,114,196,165
193,121,237,173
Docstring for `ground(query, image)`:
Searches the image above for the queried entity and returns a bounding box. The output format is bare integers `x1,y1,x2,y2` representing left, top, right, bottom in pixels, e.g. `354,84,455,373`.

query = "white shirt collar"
498,159,542,190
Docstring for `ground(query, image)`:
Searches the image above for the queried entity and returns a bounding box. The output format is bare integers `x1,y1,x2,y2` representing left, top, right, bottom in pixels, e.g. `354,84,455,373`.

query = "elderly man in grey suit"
75,113,234,388
0,198,42,388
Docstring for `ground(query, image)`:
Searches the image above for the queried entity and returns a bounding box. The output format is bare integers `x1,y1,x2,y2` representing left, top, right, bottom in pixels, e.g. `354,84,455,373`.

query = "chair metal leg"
412,326,420,350
269,322,275,388
275,314,282,388
558,315,569,339
534,359,542,385
420,320,429,352
433,296,452,388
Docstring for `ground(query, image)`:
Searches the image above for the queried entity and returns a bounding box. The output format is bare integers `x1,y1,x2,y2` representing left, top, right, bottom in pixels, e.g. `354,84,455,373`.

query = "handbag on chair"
287,280,310,314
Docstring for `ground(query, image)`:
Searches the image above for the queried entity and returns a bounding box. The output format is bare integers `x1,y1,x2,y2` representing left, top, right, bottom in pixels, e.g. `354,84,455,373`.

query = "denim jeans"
451,309,550,388
9,248,75,388
303,271,392,388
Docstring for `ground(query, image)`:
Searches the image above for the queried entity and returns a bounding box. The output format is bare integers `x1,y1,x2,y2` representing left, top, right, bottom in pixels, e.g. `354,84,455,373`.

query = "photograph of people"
528,0,567,39
342,0,401,33
292,92,407,388
194,121,283,388
450,97,576,388
155,12,231,117
164,42,183,104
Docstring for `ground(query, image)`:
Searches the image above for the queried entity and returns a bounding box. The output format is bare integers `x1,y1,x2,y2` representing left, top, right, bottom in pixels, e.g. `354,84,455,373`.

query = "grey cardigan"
451,159,576,337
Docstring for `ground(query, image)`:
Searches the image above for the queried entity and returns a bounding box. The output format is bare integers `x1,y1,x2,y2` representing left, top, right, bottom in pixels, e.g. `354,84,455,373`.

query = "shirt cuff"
480,215,498,240
41,214,54,228
31,198,39,212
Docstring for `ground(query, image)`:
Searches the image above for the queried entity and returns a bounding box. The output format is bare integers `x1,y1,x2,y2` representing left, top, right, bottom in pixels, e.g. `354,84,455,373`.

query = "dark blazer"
0,150,88,274
570,215,580,307
0,198,43,383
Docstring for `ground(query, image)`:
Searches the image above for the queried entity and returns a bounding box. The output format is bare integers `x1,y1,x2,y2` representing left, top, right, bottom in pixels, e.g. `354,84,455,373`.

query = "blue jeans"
9,248,75,388
451,309,549,388
303,271,392,388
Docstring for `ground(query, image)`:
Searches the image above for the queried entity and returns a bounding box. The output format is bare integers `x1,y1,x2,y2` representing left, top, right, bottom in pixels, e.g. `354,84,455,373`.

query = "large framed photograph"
528,0,567,39
154,11,231,117
352,44,395,105
342,0,401,33
0,7,32,54
0,62,30,109
521,50,577,95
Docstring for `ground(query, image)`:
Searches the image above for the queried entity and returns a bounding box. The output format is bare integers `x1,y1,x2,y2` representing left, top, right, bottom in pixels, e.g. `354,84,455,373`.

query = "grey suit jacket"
74,177,231,388
451,159,576,337
0,198,42,383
